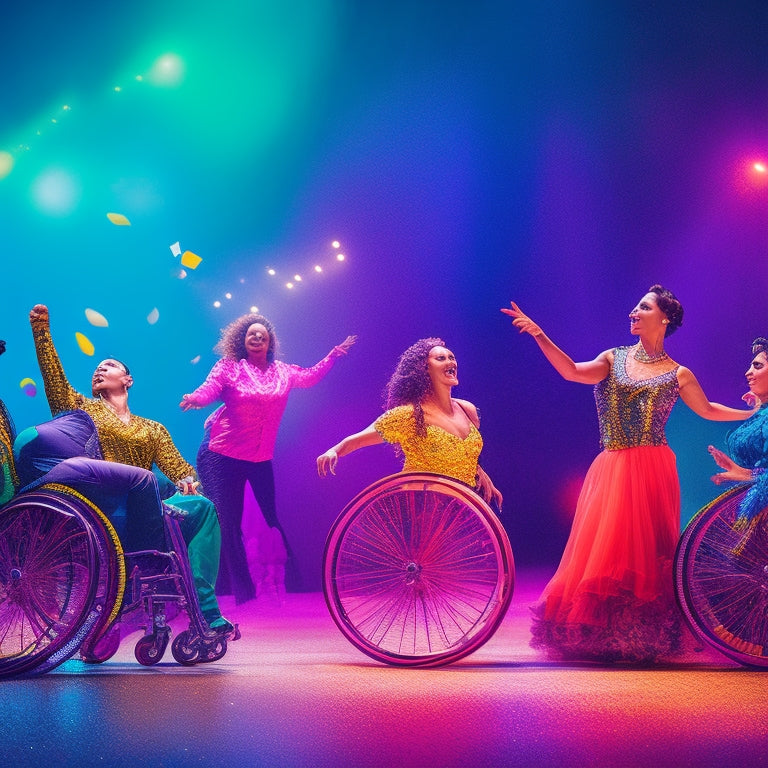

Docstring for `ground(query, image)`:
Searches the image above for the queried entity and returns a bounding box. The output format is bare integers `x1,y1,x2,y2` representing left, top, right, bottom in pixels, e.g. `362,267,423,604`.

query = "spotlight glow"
286,282,294,289
314,265,323,273
250,306,259,313
149,53,185,87
332,241,340,249
754,162,766,173
267,268,276,276
213,300,221,308
225,292,232,299
336,253,345,262
293,274,302,281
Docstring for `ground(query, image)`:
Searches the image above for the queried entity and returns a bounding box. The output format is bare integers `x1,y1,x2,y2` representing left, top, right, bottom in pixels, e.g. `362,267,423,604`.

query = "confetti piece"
181,250,202,269
106,212,131,226
85,308,109,327
170,241,181,257
75,332,95,356
190,355,201,364
177,269,187,279
147,307,160,325
19,378,37,397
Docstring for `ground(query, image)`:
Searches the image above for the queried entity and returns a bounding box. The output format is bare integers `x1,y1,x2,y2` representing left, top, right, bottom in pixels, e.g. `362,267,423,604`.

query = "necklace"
633,343,668,364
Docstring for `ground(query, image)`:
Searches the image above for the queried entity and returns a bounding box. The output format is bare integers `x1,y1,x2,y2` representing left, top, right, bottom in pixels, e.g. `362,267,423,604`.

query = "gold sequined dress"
531,346,684,662
374,404,482,486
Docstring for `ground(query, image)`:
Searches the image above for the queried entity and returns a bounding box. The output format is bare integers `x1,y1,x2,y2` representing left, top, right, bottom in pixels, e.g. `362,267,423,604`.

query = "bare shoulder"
454,398,480,424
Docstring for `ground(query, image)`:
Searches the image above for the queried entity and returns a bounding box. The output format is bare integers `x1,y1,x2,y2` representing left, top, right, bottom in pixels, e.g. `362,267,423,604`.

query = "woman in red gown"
502,285,755,662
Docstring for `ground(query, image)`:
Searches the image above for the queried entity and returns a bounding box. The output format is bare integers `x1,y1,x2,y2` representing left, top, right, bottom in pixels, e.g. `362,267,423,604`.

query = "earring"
662,319,669,324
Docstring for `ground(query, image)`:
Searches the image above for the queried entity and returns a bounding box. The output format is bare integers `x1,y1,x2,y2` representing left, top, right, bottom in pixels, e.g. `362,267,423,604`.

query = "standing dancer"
502,286,754,662
181,313,355,602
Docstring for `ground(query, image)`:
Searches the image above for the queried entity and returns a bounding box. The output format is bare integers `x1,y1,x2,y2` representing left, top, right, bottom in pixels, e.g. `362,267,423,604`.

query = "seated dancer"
28,304,230,632
13,409,167,554
317,337,502,507
707,336,768,523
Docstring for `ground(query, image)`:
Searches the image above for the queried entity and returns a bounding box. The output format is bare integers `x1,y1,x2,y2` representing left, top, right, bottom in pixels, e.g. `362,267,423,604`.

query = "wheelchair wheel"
675,485,768,667
323,472,514,667
0,488,124,677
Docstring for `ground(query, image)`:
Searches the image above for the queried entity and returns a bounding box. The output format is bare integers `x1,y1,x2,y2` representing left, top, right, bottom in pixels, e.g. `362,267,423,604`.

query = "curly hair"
648,284,684,337
383,337,446,437
214,314,279,362
751,337,768,358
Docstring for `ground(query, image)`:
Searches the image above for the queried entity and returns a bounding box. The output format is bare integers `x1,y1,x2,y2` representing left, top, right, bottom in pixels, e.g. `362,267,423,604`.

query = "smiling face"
91,358,132,396
427,346,458,391
746,351,768,404
628,292,667,337
244,323,271,362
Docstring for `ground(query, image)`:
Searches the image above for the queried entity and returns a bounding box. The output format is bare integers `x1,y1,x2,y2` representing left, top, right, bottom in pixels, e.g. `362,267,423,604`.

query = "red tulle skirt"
531,445,684,662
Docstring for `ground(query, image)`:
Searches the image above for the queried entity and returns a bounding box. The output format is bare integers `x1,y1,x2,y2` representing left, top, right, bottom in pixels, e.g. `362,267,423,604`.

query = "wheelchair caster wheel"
198,637,227,663
134,627,170,666
171,630,200,665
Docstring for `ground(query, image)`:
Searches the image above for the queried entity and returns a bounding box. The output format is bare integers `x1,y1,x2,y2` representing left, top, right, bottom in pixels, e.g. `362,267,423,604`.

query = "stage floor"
1,569,766,768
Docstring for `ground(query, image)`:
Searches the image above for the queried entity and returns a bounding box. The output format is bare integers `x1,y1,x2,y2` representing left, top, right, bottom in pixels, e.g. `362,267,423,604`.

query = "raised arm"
501,302,611,385
29,304,85,415
677,367,756,422
316,422,384,476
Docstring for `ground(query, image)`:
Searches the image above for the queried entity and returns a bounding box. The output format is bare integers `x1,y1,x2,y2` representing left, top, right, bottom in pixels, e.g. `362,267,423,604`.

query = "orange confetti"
181,250,202,269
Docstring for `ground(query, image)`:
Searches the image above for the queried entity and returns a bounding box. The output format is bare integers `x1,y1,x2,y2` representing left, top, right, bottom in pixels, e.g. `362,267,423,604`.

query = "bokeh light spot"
32,168,80,216
0,151,14,180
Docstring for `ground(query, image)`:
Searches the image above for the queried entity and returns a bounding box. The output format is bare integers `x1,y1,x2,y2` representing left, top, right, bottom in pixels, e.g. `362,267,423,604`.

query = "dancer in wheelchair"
27,304,232,634
316,337,502,508
707,336,768,535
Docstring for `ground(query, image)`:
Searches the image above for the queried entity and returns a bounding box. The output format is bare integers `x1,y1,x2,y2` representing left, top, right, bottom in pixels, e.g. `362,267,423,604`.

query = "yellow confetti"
106,212,131,226
181,250,202,269
147,307,160,325
75,332,95,356
19,377,36,388
85,308,109,327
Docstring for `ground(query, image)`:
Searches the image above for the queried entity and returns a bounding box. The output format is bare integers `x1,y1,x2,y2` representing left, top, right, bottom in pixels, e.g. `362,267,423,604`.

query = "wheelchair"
674,484,768,668
323,472,514,667
0,403,239,679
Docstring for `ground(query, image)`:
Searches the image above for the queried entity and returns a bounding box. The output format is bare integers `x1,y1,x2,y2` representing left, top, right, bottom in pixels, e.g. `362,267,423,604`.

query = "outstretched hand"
30,304,49,323
317,449,339,477
337,335,357,354
708,445,751,485
500,302,543,337
179,395,201,411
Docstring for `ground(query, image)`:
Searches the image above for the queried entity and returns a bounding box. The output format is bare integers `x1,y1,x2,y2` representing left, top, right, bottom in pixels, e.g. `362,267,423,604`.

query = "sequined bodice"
374,405,482,486
594,346,680,451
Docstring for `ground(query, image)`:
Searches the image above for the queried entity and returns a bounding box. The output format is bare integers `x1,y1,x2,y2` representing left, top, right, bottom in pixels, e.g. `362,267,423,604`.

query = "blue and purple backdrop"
1,1,766,588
